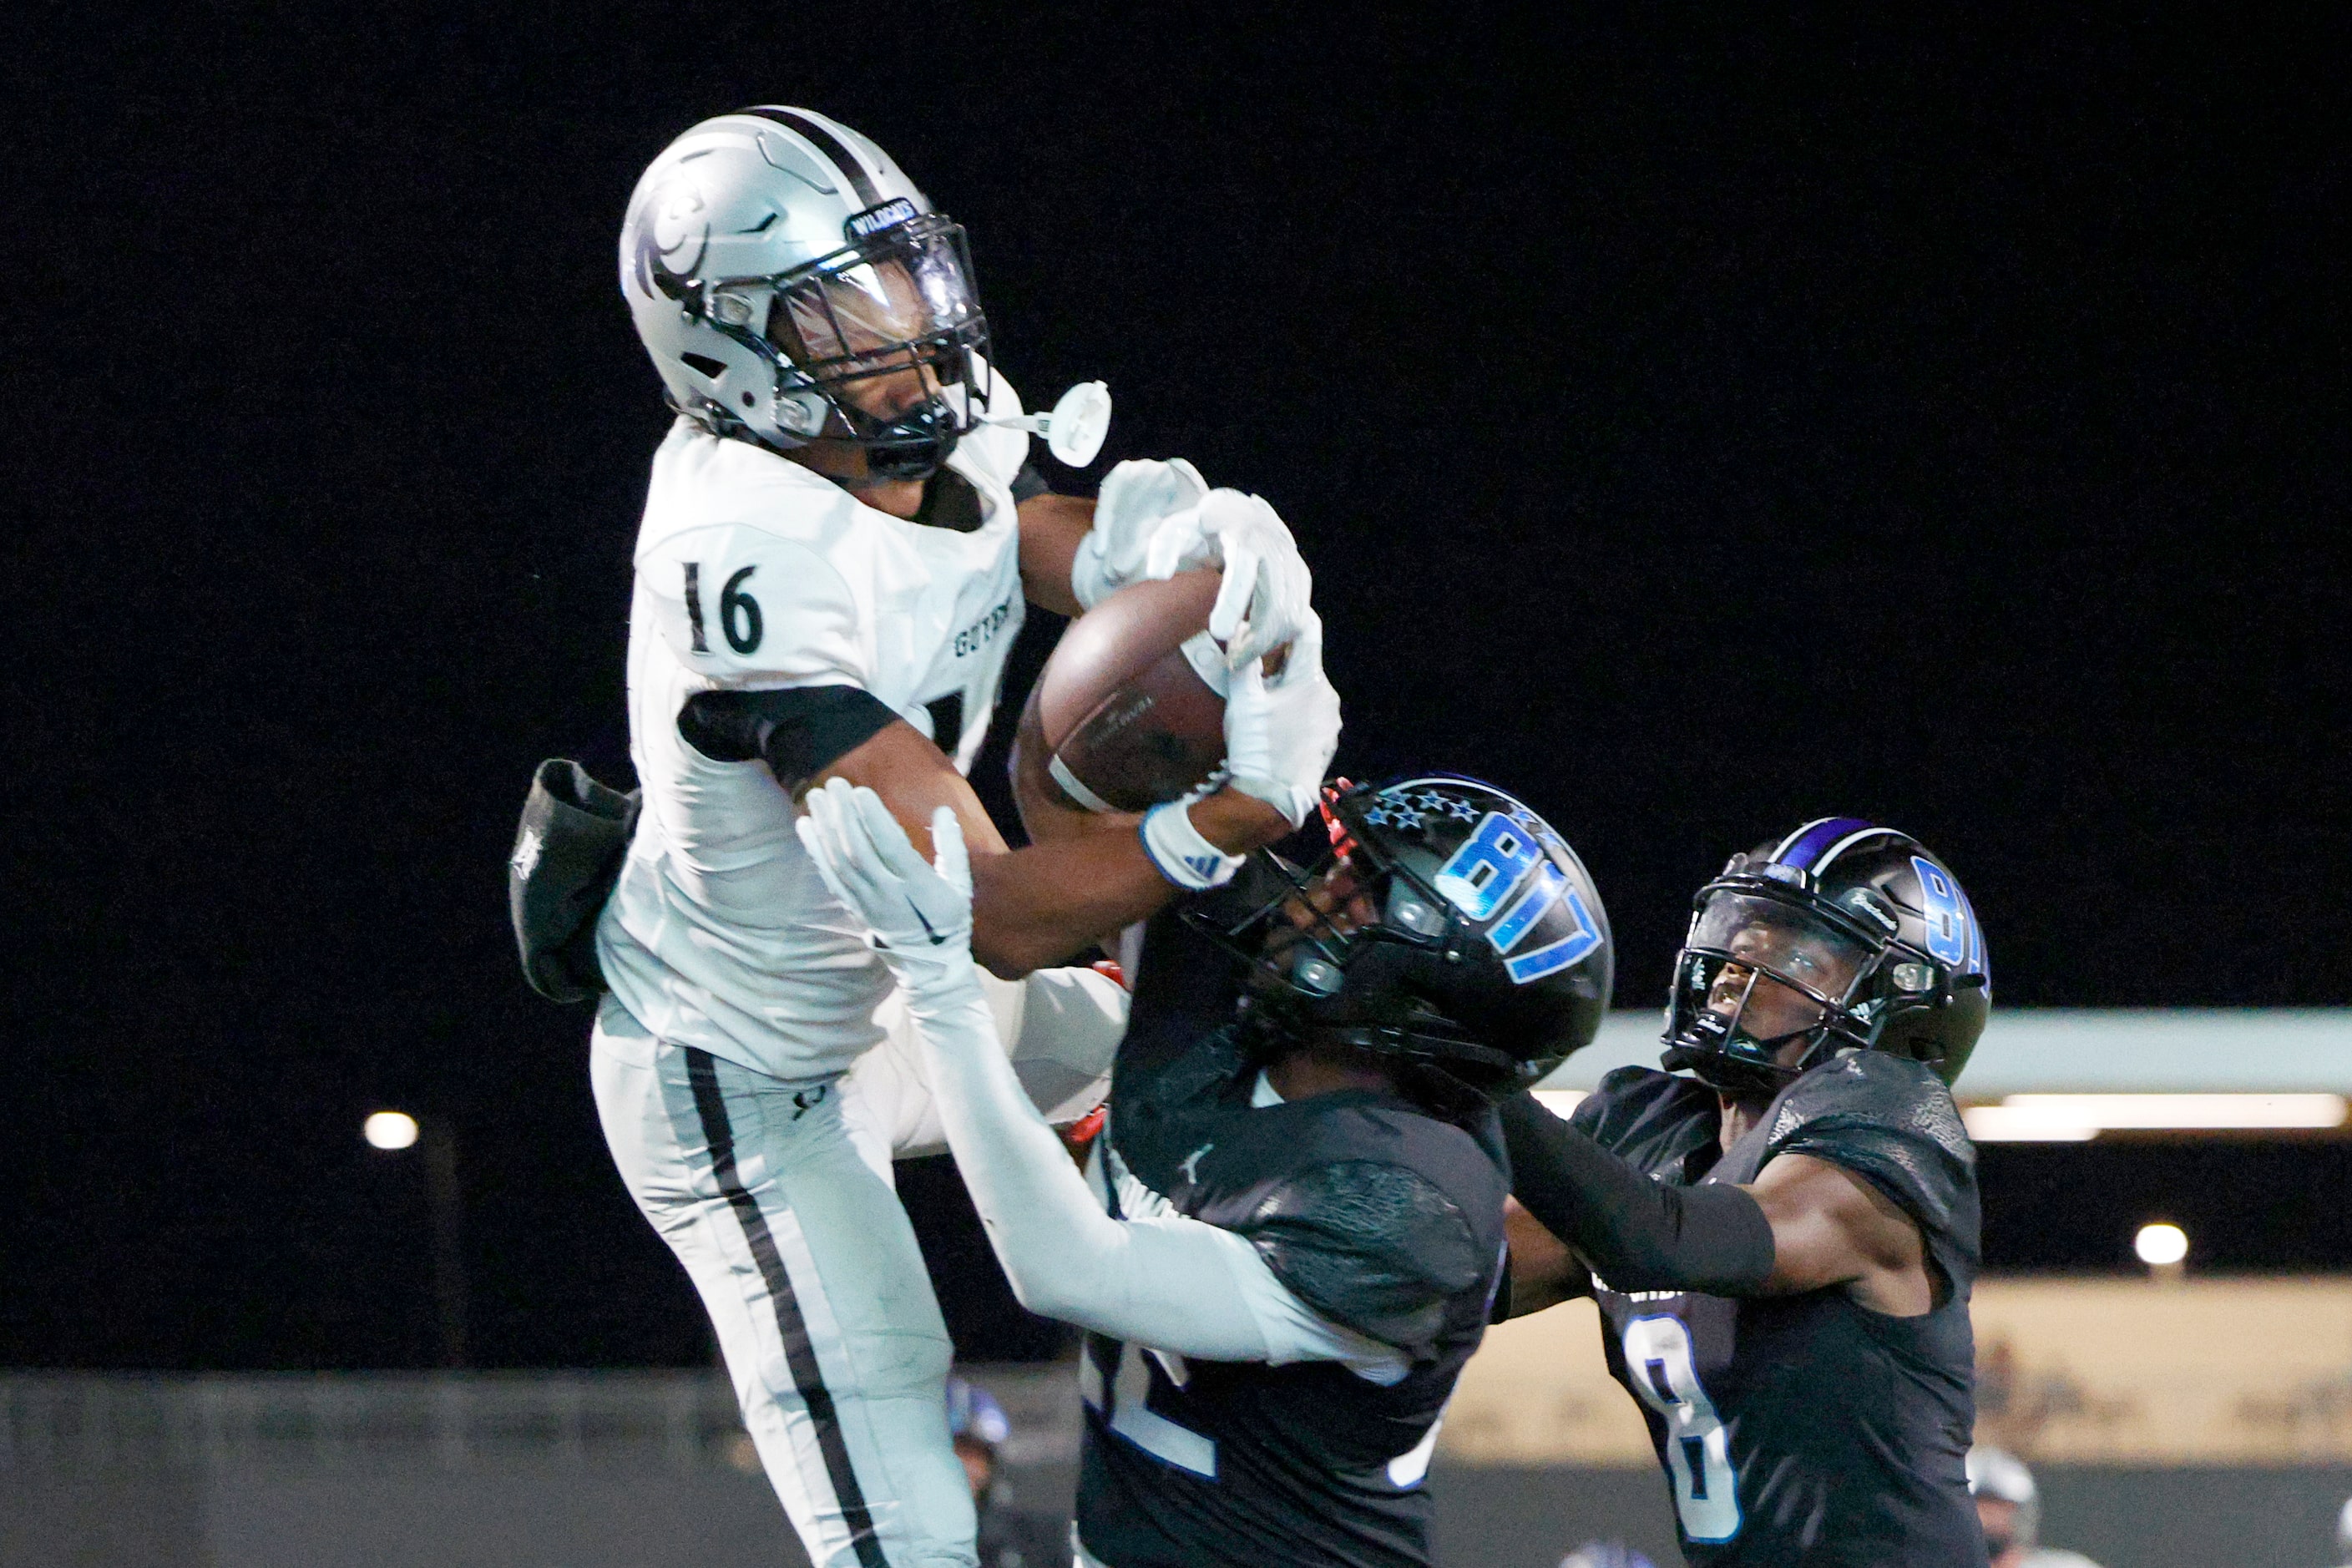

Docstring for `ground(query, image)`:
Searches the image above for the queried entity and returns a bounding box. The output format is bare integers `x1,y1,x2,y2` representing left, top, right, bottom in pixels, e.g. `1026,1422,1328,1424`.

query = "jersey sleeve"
1231,1158,1492,1359
1572,1065,1722,1178
1765,1052,1982,1291
636,523,870,689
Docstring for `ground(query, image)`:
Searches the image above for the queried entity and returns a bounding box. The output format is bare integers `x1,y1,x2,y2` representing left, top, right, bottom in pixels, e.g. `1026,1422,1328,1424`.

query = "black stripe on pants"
685,1049,890,1568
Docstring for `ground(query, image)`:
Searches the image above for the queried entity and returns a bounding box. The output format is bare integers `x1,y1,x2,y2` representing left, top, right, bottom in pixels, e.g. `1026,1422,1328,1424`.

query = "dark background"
3,5,2343,1369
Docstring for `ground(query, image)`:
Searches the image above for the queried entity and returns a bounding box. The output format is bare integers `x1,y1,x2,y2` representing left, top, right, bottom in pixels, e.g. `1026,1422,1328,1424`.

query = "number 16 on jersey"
1622,1314,1741,1544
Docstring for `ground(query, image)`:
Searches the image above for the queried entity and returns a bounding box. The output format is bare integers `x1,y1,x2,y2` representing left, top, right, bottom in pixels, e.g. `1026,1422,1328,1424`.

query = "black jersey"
1071,904,1510,1568
1576,1055,1985,1568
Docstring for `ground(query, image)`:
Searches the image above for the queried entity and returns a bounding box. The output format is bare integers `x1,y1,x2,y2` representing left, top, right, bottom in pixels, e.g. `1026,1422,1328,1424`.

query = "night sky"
6,7,2344,1371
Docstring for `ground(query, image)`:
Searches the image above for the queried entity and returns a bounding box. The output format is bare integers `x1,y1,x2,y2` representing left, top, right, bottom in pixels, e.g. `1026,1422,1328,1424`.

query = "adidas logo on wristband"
1141,802,1246,891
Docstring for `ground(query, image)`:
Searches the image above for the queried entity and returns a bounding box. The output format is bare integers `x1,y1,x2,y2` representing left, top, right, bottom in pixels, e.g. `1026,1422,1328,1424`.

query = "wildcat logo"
632,176,710,307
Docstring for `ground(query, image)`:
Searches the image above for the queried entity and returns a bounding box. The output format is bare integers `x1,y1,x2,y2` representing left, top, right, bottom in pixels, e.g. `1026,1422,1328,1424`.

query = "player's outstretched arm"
1743,1152,1935,1313
795,781,1388,1365
1497,1197,1595,1319
1014,488,1095,617
1499,1091,1777,1297
1498,1094,1934,1313
815,608,1338,977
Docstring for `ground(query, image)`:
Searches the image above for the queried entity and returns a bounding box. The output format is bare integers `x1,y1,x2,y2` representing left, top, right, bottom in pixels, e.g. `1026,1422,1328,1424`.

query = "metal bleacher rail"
0,1364,1084,1475
0,1373,749,1473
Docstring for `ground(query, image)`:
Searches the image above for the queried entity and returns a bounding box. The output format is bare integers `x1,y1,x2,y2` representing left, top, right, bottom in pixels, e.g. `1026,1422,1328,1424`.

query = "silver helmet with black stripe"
619,106,991,479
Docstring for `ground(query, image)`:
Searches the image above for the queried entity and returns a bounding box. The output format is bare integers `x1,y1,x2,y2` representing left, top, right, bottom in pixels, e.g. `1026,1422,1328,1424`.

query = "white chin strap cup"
983,381,1112,467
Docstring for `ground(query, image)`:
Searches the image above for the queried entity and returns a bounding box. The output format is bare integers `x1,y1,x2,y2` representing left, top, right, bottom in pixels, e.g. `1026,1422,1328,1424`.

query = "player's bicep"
1744,1151,1925,1296
1016,489,1095,616
679,685,900,792
815,720,1010,862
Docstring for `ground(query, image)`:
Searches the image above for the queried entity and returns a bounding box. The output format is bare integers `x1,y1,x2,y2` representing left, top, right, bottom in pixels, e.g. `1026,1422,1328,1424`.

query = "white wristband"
1140,802,1247,890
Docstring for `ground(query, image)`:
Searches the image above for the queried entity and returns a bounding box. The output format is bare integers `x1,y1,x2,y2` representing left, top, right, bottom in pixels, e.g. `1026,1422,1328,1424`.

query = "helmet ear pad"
1876,972,1989,1085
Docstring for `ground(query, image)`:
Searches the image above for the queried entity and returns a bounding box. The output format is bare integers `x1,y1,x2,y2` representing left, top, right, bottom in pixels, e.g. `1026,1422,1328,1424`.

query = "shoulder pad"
1768,1052,1980,1273
954,363,1028,493
1768,1052,1971,1164
1573,1066,1720,1175
1234,1158,1489,1358
636,524,866,686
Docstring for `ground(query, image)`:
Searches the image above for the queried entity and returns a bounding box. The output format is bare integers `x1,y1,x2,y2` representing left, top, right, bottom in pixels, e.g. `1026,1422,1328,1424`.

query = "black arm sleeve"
1499,1092,1777,1296
677,686,901,794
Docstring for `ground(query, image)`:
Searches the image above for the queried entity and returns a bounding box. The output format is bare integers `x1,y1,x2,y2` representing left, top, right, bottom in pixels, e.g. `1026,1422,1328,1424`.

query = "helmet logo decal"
845,196,918,240
1432,812,1606,985
1910,855,1970,967
1488,859,1566,952
1433,812,1543,920
632,178,710,305
1503,888,1604,984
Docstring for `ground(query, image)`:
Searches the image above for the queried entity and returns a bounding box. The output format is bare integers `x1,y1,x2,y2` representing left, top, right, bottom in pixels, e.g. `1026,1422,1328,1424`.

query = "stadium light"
1963,1094,2347,1141
2135,1222,2188,1267
363,1110,421,1151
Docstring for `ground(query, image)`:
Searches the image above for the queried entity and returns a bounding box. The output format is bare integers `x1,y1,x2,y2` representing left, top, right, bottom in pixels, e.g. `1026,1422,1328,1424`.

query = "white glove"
1221,609,1341,828
1146,488,1313,668
1070,458,1209,610
794,779,980,1006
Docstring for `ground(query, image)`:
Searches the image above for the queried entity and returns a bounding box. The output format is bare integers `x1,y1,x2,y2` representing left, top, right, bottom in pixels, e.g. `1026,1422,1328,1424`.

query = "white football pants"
590,968,1122,1568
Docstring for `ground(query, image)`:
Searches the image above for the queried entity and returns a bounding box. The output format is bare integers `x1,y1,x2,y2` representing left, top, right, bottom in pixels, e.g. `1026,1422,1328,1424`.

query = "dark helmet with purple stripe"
1661,817,1990,1094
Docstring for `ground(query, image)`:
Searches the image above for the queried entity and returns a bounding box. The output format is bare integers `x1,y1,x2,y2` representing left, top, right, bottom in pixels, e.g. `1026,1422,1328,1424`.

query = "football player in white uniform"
590,108,1341,1568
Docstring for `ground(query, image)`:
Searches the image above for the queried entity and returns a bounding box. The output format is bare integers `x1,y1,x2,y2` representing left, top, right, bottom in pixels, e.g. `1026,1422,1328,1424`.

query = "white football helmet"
1965,1444,2041,1550
619,106,991,479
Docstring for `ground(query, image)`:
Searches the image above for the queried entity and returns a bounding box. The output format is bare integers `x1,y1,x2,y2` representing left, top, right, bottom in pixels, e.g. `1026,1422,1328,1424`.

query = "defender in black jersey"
794,774,1614,1568
1501,818,1990,1567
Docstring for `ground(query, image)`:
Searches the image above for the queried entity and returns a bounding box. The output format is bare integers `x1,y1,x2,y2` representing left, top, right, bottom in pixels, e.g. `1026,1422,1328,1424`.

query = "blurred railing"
0,1373,741,1473
0,1365,1082,1474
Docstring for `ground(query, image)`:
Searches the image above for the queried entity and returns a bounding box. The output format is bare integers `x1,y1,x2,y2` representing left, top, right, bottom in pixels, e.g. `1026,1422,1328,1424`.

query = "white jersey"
597,374,1033,1085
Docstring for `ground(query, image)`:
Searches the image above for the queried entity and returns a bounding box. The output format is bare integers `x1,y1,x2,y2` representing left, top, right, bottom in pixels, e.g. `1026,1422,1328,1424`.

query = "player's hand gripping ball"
1010,571,1235,841
1013,556,1334,844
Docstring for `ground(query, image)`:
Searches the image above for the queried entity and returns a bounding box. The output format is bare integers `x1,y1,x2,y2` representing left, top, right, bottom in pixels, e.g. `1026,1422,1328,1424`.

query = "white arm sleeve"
900,976,1399,1368
847,965,1124,1159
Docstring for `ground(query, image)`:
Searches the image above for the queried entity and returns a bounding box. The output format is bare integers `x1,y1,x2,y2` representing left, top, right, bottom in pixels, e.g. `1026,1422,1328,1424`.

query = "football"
1009,571,1227,839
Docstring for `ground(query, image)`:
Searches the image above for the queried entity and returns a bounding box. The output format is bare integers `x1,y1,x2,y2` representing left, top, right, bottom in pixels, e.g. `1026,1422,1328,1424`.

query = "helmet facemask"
701,213,992,481
1662,884,1889,1095
1186,783,1588,1118
1207,849,1513,1085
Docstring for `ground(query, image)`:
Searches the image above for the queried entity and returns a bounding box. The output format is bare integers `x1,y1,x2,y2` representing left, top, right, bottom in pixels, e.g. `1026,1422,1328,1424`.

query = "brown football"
1009,571,1227,841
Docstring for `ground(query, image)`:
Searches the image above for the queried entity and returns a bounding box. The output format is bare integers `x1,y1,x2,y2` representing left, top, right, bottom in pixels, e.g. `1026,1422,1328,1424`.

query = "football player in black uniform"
796,773,1614,1568
1500,818,1990,1567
